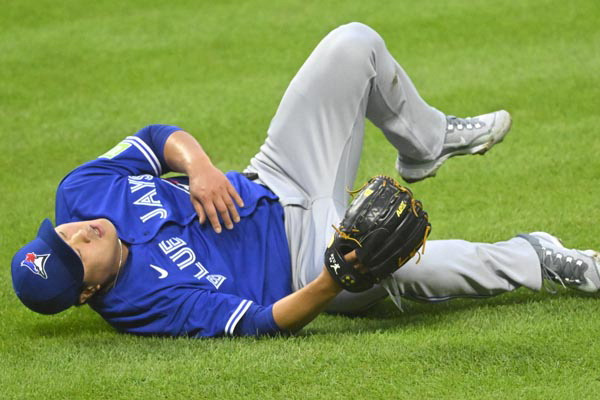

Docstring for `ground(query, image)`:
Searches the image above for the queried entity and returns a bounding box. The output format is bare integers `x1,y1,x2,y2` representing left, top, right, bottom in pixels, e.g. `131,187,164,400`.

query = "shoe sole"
400,111,512,183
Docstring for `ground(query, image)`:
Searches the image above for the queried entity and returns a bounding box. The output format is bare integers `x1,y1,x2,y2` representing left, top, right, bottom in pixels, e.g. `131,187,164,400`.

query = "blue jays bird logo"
21,252,50,279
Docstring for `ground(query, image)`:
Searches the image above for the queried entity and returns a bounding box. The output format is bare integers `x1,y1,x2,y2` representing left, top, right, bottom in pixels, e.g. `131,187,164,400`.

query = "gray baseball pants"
245,22,541,313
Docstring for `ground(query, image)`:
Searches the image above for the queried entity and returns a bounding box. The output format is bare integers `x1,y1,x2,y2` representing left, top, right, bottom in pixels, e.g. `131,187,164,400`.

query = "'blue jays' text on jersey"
55,125,292,337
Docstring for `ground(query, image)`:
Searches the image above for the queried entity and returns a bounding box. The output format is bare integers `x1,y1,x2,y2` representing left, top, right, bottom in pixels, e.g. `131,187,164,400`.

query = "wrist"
185,156,212,176
315,268,343,296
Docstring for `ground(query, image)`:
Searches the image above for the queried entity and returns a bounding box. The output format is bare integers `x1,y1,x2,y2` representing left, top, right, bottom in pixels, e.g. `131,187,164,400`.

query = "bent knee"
334,22,381,42
325,22,386,63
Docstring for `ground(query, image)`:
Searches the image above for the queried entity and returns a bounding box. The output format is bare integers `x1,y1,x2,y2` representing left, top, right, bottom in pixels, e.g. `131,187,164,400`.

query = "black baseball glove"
324,175,431,292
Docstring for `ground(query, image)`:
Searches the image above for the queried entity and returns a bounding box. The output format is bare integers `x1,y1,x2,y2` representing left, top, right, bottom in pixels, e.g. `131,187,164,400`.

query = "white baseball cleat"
518,232,600,293
396,110,512,183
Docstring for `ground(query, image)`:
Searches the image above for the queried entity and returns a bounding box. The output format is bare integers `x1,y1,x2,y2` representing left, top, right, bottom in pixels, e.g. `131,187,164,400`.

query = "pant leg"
327,237,543,313
246,22,445,210
387,237,542,301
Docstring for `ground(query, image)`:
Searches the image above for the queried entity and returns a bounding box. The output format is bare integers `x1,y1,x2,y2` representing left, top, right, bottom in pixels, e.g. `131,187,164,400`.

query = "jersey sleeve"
235,303,281,336
54,124,185,227
76,124,181,178
181,290,281,337
94,286,282,338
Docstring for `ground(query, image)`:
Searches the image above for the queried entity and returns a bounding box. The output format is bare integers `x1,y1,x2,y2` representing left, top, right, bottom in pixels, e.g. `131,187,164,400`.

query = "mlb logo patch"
21,252,50,279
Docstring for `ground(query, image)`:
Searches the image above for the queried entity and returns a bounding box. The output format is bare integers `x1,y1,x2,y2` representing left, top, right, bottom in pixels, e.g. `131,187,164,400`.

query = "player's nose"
71,228,91,244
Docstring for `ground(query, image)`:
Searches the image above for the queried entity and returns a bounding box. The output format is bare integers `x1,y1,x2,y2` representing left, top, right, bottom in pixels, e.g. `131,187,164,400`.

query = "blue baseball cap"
11,219,84,315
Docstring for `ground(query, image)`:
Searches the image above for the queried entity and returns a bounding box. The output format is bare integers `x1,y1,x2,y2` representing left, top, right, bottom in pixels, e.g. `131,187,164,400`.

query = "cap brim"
37,219,84,283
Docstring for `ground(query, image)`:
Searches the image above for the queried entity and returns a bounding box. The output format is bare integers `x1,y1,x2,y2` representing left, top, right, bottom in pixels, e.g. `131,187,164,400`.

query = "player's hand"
321,250,365,290
344,250,367,274
188,165,244,233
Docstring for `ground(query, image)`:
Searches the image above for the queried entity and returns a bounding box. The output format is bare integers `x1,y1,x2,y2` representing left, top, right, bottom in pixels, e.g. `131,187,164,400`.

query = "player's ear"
78,284,101,304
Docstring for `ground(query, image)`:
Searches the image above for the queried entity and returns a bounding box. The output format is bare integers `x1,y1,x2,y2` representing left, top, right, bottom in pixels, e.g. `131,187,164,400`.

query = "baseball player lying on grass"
12,23,600,337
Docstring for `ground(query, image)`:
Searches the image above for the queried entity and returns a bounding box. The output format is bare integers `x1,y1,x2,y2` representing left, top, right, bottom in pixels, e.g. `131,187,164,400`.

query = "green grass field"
2,0,600,398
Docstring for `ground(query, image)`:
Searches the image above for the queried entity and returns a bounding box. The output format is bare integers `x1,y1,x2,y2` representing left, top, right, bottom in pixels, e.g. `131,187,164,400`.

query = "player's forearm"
163,130,213,175
272,268,342,332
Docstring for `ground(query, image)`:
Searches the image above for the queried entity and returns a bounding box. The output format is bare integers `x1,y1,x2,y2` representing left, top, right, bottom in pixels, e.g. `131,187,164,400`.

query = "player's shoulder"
58,160,122,190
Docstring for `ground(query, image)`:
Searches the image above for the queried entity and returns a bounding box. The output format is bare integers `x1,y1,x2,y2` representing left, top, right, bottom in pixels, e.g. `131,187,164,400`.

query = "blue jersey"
55,125,292,337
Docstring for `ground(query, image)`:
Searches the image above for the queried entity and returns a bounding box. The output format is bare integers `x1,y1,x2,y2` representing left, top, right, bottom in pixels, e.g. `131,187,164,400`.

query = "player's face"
54,219,122,287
